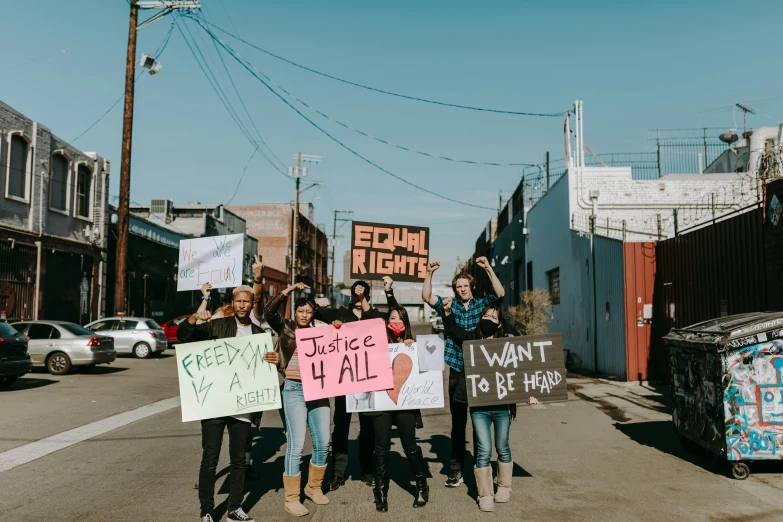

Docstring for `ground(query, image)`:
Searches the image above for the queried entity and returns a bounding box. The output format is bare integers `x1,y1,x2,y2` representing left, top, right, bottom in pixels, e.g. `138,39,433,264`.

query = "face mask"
479,318,499,337
387,321,406,336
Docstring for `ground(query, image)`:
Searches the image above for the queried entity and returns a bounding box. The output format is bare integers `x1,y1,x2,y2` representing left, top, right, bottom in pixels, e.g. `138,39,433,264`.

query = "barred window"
547,268,560,305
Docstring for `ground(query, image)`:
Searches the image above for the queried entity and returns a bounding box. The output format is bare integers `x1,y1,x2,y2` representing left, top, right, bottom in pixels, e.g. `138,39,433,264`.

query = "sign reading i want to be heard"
462,333,568,406
350,221,429,282
177,233,244,291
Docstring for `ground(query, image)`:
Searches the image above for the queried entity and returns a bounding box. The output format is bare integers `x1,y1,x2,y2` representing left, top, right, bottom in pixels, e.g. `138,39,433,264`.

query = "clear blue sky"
2,0,782,280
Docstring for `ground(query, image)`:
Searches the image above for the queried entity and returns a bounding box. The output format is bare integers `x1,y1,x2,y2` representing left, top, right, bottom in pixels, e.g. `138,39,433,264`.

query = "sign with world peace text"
175,332,281,422
350,221,429,282
296,318,394,401
177,233,244,291
346,342,445,413
463,333,568,406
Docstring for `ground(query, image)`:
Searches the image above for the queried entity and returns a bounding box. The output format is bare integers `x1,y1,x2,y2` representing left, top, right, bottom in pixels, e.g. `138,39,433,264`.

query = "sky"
2,0,783,281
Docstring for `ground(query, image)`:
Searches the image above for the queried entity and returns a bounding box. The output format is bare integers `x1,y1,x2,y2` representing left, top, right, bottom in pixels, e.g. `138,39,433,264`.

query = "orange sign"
350,221,430,282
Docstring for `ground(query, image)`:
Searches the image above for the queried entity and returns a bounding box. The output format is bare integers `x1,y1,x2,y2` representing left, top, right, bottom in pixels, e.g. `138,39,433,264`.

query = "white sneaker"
200,514,214,522
227,508,254,522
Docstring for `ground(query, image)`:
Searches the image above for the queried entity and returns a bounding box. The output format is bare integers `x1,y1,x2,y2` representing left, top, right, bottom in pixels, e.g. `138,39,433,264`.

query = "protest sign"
350,221,429,282
347,342,445,413
416,334,445,372
463,333,567,406
177,233,244,291
296,318,394,401
175,332,280,422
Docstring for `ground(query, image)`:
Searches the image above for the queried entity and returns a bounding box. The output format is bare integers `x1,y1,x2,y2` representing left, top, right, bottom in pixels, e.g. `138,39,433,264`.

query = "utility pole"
289,153,321,316
115,0,200,314
330,210,353,305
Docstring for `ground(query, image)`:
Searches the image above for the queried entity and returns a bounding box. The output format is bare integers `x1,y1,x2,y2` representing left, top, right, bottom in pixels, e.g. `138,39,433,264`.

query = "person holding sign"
364,305,430,512
265,282,331,517
177,286,278,522
421,257,504,488
442,297,525,513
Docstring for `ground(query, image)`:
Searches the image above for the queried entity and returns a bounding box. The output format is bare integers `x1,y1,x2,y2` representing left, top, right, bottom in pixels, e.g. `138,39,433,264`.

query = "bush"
507,289,553,336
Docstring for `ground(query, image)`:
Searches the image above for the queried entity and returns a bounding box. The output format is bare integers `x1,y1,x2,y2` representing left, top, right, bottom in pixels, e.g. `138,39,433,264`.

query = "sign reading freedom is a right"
350,221,429,282
463,333,568,406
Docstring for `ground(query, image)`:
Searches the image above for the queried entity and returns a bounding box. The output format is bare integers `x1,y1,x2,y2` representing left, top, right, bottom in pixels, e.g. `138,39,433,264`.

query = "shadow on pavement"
80,366,128,375
0,377,58,392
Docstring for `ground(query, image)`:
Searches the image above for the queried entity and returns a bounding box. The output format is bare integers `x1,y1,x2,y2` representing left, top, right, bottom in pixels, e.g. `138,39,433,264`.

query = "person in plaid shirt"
422,256,505,487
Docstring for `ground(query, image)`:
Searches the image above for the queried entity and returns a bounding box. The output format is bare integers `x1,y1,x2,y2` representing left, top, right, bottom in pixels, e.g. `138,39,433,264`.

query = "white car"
84,317,167,358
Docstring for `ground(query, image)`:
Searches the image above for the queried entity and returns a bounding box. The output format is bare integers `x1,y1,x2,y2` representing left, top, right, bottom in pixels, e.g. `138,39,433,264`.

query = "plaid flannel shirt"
434,293,501,372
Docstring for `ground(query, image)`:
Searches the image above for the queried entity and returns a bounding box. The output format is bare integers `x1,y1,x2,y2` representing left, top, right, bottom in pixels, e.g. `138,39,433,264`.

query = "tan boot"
495,461,513,503
304,462,330,505
283,474,309,517
474,466,494,512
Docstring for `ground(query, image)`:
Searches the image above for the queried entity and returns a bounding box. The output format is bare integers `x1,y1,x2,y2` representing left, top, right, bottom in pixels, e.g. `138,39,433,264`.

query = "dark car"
0,322,32,388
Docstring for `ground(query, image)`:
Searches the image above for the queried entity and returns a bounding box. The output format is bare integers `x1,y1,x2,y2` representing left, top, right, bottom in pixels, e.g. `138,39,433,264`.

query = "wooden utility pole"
115,0,139,315
288,152,321,316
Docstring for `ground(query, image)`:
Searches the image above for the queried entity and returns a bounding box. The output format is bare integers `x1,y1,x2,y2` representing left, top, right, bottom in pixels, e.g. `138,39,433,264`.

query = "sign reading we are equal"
177,233,244,291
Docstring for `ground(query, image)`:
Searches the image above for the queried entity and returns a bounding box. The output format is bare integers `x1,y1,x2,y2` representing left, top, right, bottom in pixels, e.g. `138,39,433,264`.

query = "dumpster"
664,311,783,480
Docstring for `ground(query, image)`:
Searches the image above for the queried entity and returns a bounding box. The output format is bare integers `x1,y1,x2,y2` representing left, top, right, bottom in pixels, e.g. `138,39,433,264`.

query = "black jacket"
314,290,399,324
177,316,264,343
264,292,300,378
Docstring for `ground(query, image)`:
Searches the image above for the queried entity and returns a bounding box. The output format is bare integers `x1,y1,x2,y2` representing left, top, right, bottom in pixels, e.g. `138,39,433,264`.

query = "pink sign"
296,318,393,401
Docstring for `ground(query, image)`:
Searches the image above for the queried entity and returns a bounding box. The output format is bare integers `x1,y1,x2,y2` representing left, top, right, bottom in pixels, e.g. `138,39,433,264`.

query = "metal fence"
0,240,37,321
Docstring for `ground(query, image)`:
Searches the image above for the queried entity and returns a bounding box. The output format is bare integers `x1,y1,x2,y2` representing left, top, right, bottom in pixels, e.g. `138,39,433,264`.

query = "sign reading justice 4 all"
350,221,429,283
463,333,568,406
175,332,281,422
177,233,244,291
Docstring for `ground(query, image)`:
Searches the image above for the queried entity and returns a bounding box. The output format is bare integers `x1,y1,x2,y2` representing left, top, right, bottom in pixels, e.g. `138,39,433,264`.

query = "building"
0,100,110,324
228,202,329,295
342,250,354,286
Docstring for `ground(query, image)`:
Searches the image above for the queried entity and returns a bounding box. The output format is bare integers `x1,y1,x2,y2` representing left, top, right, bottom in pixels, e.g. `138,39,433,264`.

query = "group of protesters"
178,254,520,522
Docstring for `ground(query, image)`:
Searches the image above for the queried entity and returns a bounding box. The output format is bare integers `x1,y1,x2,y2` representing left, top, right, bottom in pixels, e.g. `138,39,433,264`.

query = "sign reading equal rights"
350,221,429,282
296,318,394,401
462,333,568,406
175,332,281,422
346,342,445,413
177,233,244,291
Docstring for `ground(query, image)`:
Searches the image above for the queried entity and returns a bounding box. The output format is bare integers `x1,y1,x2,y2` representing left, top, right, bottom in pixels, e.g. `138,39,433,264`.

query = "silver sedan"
84,317,167,358
11,321,116,375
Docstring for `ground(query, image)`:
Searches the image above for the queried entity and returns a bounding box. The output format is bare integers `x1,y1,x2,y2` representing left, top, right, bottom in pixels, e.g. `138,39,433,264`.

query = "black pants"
449,398,469,472
331,395,374,478
199,417,250,516
371,411,419,455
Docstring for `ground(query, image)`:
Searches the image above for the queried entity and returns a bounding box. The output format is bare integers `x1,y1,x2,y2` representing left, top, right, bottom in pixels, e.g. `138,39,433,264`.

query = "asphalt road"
2,323,783,521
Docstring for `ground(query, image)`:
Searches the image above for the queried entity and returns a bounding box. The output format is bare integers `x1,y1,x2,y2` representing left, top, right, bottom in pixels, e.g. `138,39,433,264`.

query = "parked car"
431,316,444,334
0,322,32,387
11,321,116,375
84,317,167,358
160,315,189,344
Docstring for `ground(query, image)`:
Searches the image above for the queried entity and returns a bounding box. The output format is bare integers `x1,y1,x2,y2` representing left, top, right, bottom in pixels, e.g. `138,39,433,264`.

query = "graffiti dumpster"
664,312,783,480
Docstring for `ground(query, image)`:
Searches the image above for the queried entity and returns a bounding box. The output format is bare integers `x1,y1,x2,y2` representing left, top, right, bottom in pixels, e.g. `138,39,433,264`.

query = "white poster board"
177,233,244,291
175,332,281,422
347,342,445,412
416,334,445,372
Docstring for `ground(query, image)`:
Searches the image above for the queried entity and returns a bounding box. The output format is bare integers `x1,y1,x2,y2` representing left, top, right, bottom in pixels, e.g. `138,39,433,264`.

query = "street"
0,323,781,522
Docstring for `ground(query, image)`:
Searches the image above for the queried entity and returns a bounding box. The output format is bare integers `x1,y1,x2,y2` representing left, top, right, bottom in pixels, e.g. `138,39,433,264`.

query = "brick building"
228,202,329,295
0,100,110,323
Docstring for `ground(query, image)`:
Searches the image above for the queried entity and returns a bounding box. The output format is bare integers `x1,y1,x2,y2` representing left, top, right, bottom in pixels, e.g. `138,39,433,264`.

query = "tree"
507,289,553,336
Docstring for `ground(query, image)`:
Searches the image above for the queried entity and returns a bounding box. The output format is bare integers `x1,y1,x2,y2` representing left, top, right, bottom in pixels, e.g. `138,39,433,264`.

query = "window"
145,320,161,330
118,320,139,330
88,320,118,332
60,324,94,336
526,261,533,291
75,163,92,218
605,302,611,322
0,323,21,336
50,153,69,211
547,268,560,305
7,133,30,200
27,323,54,340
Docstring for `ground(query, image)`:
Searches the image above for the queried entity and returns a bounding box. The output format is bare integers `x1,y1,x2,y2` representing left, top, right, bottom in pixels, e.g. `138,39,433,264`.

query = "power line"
198,17,570,118
191,17,495,211
225,145,259,205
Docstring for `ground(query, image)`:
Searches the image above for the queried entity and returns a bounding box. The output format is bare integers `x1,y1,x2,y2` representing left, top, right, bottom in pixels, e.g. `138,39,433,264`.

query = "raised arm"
195,282,212,315
251,255,265,321
441,297,474,347
265,282,309,334
177,309,213,342
475,256,505,299
421,260,440,306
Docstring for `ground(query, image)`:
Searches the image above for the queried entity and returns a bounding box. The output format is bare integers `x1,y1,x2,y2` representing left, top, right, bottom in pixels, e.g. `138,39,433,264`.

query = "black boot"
373,451,389,512
405,447,429,508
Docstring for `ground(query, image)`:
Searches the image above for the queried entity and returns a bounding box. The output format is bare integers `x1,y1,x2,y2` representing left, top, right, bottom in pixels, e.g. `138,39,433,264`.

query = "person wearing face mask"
265,282,331,517
421,257,504,488
442,297,532,513
361,305,429,512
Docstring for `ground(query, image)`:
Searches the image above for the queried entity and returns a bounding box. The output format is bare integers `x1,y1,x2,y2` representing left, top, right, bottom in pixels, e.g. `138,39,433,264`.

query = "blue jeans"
470,406,511,469
282,379,331,476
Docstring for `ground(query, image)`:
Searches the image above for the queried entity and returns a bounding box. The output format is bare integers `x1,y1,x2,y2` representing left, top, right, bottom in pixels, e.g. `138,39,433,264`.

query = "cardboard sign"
296,318,394,401
177,233,244,291
463,333,568,406
416,334,445,372
175,332,281,422
347,342,445,412
350,221,429,282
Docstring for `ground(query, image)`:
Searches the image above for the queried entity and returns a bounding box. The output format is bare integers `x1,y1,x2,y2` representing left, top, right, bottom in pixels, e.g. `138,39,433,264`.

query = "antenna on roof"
735,103,756,136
